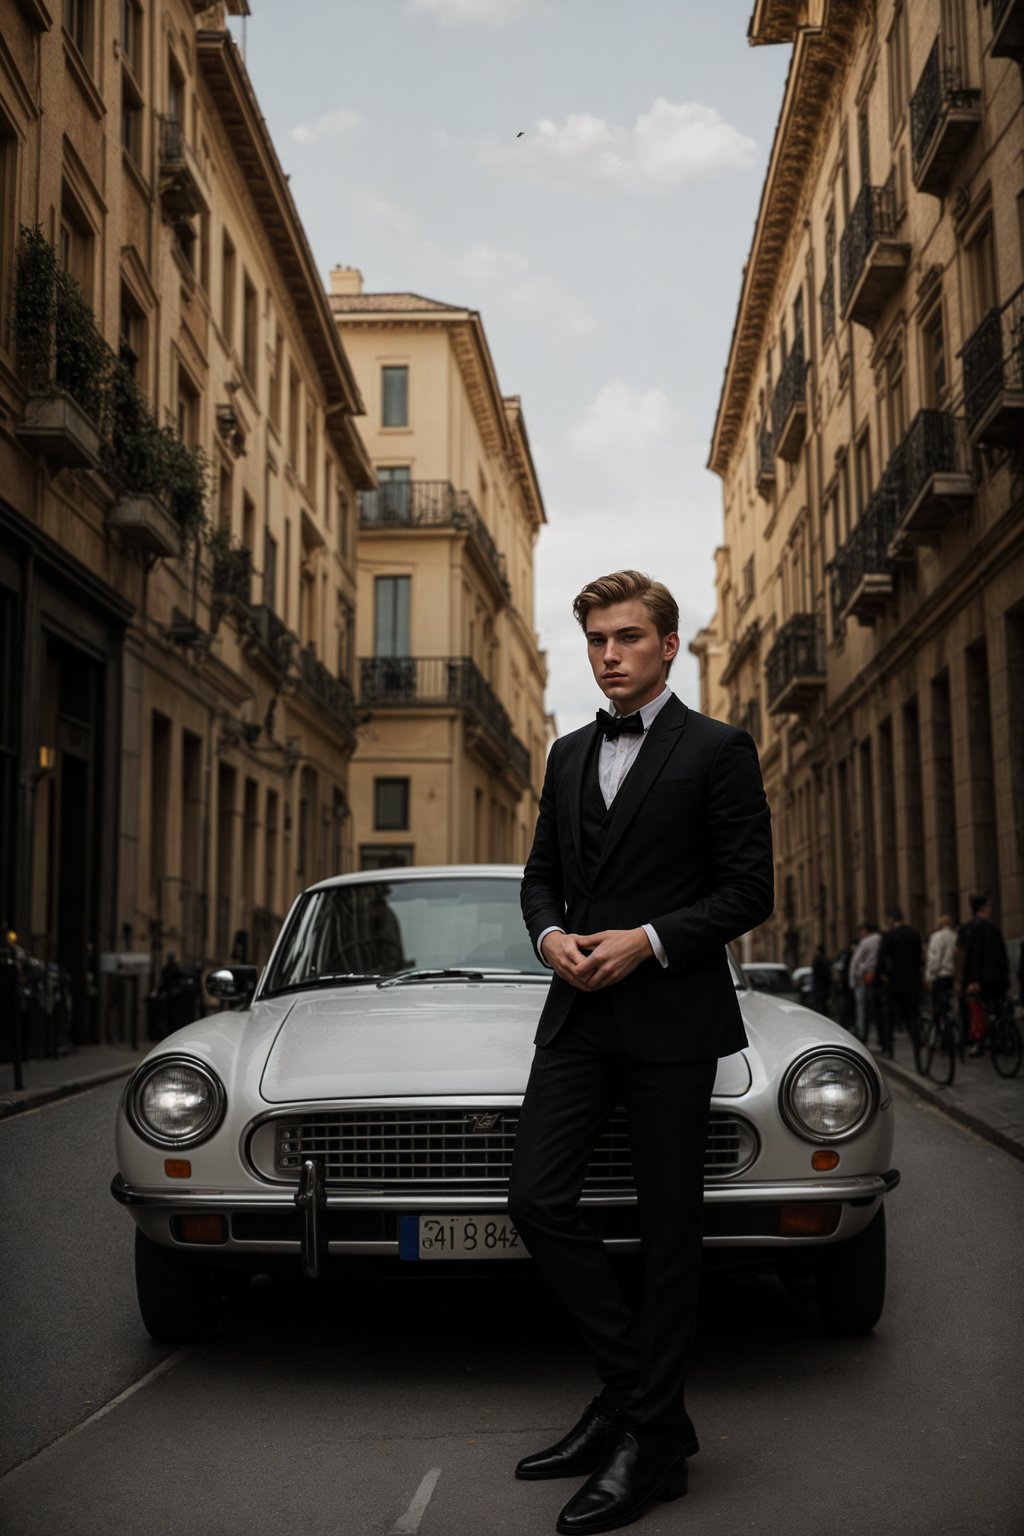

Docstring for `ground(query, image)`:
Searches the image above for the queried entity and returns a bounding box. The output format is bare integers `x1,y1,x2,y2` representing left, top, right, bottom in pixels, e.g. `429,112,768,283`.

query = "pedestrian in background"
833,940,856,1035
850,922,881,1048
956,895,1010,1056
925,914,956,1030
811,944,832,1017
877,907,923,1057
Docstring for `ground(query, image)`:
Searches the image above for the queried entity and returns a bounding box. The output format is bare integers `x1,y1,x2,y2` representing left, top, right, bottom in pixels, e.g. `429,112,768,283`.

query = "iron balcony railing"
771,331,806,440
895,408,969,512
298,646,355,732
359,480,511,598
211,546,252,605
765,613,825,711
839,176,898,315
360,656,530,783
820,266,835,344
159,115,187,163
961,283,1024,431
829,469,901,622
249,604,296,674
910,38,977,174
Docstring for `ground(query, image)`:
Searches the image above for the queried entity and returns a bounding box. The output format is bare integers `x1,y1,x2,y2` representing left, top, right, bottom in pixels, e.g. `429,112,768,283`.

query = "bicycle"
983,993,1023,1079
917,990,957,1087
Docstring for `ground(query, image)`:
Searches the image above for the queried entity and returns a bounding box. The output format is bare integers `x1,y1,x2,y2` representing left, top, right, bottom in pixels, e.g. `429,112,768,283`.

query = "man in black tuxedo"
510,570,773,1535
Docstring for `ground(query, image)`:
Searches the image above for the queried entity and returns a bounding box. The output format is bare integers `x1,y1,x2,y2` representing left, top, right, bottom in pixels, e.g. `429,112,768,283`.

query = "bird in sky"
517,130,525,137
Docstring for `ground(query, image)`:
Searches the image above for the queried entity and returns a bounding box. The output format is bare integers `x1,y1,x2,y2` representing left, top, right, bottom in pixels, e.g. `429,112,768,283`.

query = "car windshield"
745,967,793,992
261,876,547,995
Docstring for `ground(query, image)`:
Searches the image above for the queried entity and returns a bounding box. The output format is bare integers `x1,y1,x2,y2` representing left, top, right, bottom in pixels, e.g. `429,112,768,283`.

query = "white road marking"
390,1467,442,1534
0,1347,192,1481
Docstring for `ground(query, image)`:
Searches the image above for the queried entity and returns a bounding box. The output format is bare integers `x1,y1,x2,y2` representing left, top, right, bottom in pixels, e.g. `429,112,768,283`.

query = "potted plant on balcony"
207,526,253,626
104,362,209,558
13,226,107,469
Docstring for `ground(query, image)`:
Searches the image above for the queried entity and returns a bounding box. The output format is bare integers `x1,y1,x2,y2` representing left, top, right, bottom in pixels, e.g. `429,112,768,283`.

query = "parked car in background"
742,961,799,1002
112,867,898,1346
792,966,815,1004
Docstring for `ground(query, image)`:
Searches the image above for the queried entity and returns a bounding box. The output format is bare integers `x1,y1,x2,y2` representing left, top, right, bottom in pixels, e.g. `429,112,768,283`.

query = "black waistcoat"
579,733,616,882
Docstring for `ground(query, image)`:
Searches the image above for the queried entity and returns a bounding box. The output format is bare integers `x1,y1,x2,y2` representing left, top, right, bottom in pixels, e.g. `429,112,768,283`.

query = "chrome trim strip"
111,1171,895,1210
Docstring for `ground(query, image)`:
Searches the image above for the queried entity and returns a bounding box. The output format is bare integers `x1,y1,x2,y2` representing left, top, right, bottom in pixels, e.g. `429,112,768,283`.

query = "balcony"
830,470,901,626
771,333,808,462
961,285,1024,448
359,479,511,602
910,40,981,197
765,614,826,716
887,410,974,552
991,0,1024,60
359,656,531,787
756,423,776,499
297,646,356,736
158,116,209,219
839,177,909,329
247,604,296,677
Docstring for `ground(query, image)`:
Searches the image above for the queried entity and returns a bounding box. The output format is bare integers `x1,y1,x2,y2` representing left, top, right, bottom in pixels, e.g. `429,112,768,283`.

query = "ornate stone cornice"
709,0,862,478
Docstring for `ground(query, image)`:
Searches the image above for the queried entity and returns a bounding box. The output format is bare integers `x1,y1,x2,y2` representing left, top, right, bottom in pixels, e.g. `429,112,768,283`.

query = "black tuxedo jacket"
521,696,774,1061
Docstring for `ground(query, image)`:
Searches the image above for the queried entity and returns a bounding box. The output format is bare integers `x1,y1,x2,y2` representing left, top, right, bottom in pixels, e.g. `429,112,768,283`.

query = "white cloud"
483,99,756,194
289,107,362,146
568,381,675,461
457,242,592,337
406,0,532,23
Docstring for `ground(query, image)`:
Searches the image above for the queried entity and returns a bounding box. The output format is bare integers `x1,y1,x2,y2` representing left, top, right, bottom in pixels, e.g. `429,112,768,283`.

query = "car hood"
257,984,754,1102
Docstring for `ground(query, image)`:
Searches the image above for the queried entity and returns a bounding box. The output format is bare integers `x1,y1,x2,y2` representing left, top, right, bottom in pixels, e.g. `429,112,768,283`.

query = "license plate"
399,1214,529,1260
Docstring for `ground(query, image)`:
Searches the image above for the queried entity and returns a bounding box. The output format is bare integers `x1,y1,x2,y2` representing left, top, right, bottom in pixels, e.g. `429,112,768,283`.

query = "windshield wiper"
261,973,382,999
377,968,485,988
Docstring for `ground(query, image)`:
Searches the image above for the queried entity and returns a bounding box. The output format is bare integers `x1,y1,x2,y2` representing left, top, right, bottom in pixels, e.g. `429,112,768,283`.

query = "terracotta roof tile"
329,292,463,314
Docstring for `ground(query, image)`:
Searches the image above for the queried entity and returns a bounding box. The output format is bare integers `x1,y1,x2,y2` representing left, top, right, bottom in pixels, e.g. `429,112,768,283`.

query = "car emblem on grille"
466,1112,503,1133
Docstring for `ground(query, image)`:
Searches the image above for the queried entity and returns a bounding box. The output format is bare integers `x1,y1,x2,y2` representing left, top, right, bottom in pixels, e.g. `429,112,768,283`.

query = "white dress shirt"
536,686,673,969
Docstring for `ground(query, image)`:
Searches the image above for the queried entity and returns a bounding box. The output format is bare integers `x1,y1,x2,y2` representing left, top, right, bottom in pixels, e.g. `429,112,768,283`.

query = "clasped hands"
540,928,653,991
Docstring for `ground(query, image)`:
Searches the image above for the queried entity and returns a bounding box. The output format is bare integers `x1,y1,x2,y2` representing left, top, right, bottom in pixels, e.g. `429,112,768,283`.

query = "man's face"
584,598,679,714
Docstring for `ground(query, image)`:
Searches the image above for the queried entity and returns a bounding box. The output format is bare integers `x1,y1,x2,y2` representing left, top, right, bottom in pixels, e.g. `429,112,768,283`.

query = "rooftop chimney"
330,266,363,296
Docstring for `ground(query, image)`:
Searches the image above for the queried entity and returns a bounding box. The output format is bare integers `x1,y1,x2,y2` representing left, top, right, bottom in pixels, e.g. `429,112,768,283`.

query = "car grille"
273,1109,757,1190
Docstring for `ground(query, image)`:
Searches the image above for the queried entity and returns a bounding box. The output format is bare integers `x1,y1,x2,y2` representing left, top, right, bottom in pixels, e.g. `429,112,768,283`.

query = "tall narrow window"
374,575,411,656
242,273,257,383
887,4,908,136
381,365,408,427
221,232,235,345
177,365,200,447
965,218,997,331
119,282,145,381
59,185,94,301
857,109,870,186
288,363,300,467
855,431,872,515
269,325,282,428
121,0,143,164
264,530,278,612
885,339,907,453
920,302,946,406
65,0,92,63
374,778,410,832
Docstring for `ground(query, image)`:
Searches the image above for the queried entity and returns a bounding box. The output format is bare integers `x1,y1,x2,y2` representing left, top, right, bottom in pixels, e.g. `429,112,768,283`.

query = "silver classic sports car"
112,865,899,1343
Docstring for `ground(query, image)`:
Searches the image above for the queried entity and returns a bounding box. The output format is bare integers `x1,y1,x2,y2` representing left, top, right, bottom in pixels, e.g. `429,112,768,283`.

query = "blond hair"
572,569,678,637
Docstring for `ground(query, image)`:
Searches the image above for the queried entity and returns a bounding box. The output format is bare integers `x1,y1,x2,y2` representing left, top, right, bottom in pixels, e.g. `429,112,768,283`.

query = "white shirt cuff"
643,923,668,968
536,926,564,966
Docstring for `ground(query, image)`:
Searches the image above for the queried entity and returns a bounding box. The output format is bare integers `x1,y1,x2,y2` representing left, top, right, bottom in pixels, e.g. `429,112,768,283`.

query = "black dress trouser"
507,990,717,1440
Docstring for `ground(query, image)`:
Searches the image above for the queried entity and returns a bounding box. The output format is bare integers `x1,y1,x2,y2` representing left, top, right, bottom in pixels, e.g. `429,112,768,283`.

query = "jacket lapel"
592,695,688,881
562,723,599,879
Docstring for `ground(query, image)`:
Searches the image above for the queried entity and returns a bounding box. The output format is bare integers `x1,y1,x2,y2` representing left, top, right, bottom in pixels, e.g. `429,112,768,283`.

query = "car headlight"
780,1049,878,1143
127,1057,226,1148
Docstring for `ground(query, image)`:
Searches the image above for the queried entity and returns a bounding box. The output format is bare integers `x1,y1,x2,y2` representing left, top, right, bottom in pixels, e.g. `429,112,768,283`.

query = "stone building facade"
695,0,1023,967
0,1,373,1051
329,269,548,869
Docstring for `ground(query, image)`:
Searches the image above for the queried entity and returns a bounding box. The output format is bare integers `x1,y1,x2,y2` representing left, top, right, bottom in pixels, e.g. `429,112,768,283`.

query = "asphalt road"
1,1078,1022,1536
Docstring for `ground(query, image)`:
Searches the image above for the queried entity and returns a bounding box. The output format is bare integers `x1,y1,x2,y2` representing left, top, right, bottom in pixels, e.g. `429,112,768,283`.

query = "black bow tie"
596,710,644,740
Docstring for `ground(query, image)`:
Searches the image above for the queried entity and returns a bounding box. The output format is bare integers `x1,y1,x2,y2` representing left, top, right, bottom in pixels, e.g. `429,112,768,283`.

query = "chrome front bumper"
111,1166,900,1268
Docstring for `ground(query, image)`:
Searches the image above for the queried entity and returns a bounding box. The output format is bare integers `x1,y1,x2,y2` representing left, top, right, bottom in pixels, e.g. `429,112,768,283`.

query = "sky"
229,0,791,734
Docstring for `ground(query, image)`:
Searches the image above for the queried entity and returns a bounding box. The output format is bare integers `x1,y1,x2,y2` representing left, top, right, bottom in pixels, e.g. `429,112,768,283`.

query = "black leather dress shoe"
555,1431,687,1534
516,1399,619,1480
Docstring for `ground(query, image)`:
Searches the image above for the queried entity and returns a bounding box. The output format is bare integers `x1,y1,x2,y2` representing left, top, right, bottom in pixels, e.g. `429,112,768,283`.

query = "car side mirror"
206,965,259,1005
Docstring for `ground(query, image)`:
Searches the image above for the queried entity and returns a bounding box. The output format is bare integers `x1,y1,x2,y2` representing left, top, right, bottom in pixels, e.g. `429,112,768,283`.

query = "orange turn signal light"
164,1159,192,1179
811,1150,840,1172
177,1214,227,1245
779,1203,841,1237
